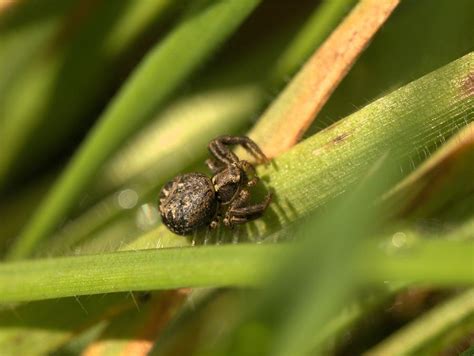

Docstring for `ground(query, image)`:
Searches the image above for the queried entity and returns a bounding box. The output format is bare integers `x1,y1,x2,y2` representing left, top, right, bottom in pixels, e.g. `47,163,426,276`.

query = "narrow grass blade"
385,122,474,220
0,1,175,188
256,156,397,356
317,0,474,127
361,237,474,286
81,291,189,356
0,293,133,355
127,52,474,248
365,289,474,355
27,1,365,257
268,0,357,85
0,236,473,304
0,245,284,303
39,85,262,257
247,0,400,158
7,0,261,260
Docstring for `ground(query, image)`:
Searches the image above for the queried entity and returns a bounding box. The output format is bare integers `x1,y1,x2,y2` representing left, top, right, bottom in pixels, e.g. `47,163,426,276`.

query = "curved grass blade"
7,0,261,260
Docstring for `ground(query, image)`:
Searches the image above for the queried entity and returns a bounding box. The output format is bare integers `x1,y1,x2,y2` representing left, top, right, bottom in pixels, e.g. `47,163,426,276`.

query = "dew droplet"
382,231,416,255
117,189,138,209
391,232,407,248
135,203,159,231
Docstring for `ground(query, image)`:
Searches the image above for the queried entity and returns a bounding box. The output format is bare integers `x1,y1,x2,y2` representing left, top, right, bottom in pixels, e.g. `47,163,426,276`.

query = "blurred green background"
0,0,473,355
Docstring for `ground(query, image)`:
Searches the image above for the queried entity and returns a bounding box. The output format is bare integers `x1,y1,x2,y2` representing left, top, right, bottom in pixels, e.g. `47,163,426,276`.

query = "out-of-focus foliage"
0,0,473,355
313,0,474,130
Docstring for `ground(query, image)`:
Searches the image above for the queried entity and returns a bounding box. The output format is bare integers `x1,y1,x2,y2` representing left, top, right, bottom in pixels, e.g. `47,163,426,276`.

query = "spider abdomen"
159,173,217,235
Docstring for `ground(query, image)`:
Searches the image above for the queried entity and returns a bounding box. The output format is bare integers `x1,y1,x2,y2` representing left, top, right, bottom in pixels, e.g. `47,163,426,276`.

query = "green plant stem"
0,245,283,303
0,237,473,303
7,0,261,260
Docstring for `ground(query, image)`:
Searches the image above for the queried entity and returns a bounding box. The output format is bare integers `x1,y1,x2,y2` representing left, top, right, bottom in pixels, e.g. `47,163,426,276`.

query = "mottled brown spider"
159,135,272,235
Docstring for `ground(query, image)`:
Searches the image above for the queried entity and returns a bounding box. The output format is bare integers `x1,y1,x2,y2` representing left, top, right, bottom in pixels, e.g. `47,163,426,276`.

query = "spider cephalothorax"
159,135,272,235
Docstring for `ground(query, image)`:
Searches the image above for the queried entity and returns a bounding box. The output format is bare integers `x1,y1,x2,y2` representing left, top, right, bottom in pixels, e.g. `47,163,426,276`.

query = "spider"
158,135,272,235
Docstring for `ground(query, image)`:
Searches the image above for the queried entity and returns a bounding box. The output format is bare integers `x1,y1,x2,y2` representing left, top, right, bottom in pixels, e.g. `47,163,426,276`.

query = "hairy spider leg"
208,135,269,166
238,160,259,186
224,190,272,227
218,135,269,163
205,158,225,174
208,138,239,165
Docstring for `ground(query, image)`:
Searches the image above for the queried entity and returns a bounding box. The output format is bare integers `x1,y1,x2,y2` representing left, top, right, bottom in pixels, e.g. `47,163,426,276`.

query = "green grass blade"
365,289,474,355
7,0,261,260
0,0,67,114
126,52,474,249
316,0,474,130
0,245,284,303
27,1,364,257
0,237,472,303
0,293,132,355
37,85,261,257
385,122,474,220
79,291,187,355
268,0,356,85
0,1,175,188
361,238,474,286
247,0,400,157
243,156,397,356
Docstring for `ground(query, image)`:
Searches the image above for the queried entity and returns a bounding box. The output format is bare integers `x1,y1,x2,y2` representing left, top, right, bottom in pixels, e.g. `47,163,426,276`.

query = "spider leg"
209,135,269,165
208,137,239,165
229,194,272,216
217,135,268,163
224,192,271,227
225,216,249,225
205,158,225,174
209,216,219,230
238,160,259,187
